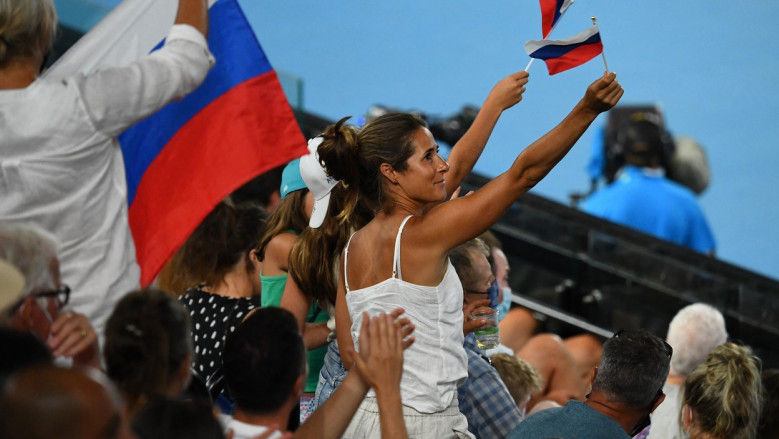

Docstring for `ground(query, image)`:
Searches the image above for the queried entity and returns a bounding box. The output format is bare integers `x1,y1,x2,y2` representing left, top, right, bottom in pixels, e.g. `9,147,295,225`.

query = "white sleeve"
74,24,216,137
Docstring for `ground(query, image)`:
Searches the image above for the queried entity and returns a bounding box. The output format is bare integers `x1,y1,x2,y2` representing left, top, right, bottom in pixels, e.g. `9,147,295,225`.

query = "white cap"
0,259,26,311
300,137,340,228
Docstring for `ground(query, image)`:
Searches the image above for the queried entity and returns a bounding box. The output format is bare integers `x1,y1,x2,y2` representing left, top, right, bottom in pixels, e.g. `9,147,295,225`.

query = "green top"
260,270,330,392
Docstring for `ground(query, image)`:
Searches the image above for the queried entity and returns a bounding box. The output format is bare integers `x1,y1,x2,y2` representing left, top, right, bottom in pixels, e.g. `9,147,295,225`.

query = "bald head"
0,366,127,439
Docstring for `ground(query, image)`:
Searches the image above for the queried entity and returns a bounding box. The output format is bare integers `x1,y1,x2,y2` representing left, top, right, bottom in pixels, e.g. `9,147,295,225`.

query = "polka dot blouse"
179,286,260,382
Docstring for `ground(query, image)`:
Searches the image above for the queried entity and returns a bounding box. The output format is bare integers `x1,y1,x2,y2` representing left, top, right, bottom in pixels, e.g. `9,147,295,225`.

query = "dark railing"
459,173,779,367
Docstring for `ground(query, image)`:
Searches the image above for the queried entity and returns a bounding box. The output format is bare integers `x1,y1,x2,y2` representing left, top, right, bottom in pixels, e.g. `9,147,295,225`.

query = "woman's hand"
581,72,623,115
485,71,530,112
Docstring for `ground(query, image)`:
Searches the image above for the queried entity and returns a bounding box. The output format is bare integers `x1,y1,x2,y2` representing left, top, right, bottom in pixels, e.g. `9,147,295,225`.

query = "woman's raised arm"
444,72,529,196
420,73,623,252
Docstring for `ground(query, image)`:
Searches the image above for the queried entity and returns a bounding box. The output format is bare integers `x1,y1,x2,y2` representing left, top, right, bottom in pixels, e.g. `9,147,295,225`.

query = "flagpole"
591,16,610,72
525,2,574,72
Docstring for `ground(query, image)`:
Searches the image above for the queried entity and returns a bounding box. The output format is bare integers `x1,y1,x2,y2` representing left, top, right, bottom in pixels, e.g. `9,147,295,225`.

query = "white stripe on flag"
559,0,575,15
525,24,599,55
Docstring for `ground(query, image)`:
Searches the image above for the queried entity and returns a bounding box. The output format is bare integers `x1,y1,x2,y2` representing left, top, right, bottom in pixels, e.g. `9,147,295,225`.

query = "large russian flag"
540,0,574,38
119,0,307,285
525,25,603,75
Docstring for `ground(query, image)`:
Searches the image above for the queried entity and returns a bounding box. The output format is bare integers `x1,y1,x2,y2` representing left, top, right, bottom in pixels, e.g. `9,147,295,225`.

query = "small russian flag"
540,0,575,38
525,25,603,75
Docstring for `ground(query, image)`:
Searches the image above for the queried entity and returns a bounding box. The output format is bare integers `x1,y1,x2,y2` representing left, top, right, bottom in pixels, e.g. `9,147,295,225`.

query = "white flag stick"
525,1,575,72
591,16,610,72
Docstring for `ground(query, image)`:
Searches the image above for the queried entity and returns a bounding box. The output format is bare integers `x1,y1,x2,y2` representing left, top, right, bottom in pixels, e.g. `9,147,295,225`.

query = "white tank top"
344,215,468,413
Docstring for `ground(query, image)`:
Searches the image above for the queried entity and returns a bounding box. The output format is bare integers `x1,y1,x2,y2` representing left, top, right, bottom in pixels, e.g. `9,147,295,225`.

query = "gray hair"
666,303,727,376
0,0,57,66
592,330,671,408
0,223,60,295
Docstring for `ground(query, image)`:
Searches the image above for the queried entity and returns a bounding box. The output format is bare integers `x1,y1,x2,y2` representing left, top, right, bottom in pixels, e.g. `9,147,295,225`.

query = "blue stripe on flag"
530,32,601,60
119,0,273,204
552,0,564,26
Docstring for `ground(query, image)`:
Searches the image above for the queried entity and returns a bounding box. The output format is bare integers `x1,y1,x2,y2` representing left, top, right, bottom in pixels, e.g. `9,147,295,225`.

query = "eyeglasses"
612,329,673,359
6,285,70,316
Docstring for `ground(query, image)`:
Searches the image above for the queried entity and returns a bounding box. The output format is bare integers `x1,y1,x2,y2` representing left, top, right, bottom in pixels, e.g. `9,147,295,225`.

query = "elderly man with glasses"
0,223,99,368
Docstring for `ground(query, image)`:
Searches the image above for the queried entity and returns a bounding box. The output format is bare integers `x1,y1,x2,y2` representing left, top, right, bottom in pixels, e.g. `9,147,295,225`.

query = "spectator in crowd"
221,306,412,439
508,329,671,439
759,369,779,439
681,342,762,439
310,72,534,417
0,223,99,367
449,238,524,437
254,139,351,420
103,288,193,419
479,231,537,352
281,138,376,420
173,201,265,390
647,302,728,439
319,72,621,437
450,238,584,411
0,326,52,388
132,398,226,439
0,0,213,335
0,365,133,439
490,353,543,417
581,119,715,254
255,154,318,310
255,152,337,418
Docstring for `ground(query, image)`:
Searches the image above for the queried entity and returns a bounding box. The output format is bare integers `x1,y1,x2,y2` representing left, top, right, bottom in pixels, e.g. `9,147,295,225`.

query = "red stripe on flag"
129,70,307,285
545,41,604,75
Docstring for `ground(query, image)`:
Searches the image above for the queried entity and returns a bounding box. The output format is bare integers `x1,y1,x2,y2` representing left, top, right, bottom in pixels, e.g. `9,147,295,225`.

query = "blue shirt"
581,166,715,253
508,400,630,439
458,334,523,438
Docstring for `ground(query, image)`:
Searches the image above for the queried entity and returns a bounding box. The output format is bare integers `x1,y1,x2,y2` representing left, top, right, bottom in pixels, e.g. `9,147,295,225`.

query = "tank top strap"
343,232,358,292
393,215,414,280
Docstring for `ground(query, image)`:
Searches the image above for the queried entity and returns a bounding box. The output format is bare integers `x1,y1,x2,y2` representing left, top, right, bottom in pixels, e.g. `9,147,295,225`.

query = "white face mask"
496,286,513,322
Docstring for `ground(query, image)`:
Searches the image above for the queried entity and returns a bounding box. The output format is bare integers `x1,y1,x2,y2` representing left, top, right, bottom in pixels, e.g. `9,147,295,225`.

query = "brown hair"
683,342,763,439
448,238,490,290
317,113,427,214
165,200,267,291
104,289,191,412
255,189,309,260
490,353,543,407
288,184,371,306
0,0,57,66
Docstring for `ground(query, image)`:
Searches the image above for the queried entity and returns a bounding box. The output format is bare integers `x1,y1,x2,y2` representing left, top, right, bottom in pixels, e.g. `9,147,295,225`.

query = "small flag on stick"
524,24,603,75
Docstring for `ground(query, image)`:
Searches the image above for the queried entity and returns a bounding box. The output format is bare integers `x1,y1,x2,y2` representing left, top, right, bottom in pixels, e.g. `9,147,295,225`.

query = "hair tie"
125,324,143,337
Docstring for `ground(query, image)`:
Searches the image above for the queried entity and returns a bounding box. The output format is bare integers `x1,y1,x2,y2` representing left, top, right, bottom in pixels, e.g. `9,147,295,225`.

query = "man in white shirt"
0,0,213,335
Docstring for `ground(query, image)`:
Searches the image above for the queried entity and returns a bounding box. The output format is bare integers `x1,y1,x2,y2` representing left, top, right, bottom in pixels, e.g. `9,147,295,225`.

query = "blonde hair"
683,342,762,439
490,353,543,407
0,0,57,66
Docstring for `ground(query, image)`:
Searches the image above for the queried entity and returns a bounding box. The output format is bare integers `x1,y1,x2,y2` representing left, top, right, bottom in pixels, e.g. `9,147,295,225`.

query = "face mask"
496,286,513,322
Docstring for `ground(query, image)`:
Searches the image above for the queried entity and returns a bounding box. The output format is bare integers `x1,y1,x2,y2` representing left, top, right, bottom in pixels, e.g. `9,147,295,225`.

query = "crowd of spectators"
1,0,775,438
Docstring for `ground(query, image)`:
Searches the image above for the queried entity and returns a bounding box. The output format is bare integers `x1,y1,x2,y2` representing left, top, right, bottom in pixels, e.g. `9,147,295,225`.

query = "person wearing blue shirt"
581,120,715,254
